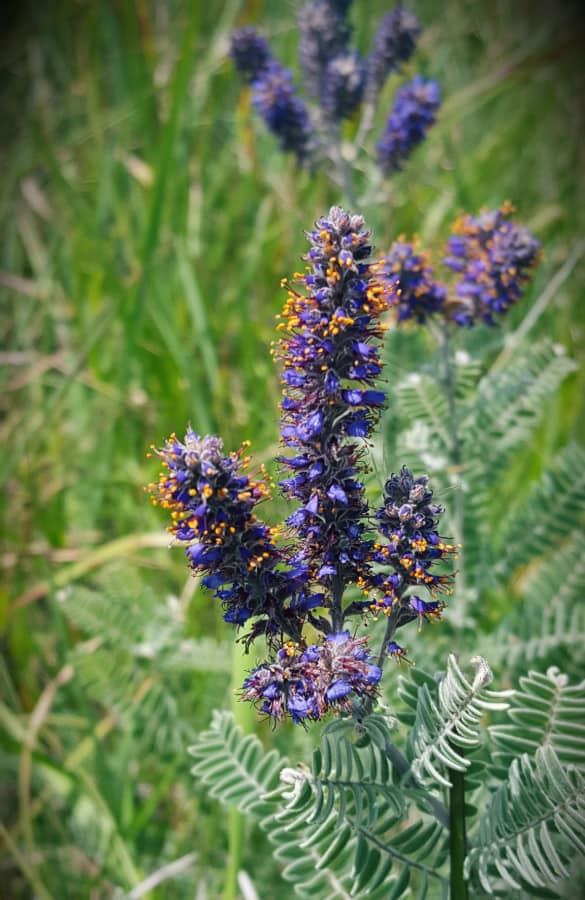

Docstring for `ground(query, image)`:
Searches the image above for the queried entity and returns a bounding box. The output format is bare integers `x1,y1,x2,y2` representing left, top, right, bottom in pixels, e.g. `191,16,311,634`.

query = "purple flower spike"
298,1,352,101
377,240,447,323
148,432,315,645
443,204,541,326
230,27,272,83
366,6,421,101
322,51,366,122
252,61,316,165
275,206,395,597
369,466,455,624
377,76,440,174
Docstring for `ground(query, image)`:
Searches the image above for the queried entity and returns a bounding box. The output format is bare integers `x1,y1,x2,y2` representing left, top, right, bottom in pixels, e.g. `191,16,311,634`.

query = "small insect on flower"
387,641,411,664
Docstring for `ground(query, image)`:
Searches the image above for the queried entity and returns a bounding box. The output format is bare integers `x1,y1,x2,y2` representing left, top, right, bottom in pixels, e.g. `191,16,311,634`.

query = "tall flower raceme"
251,61,316,166
375,239,447,323
229,5,439,179
366,468,457,660
229,26,272,83
274,207,392,626
149,207,458,724
378,204,541,329
321,51,366,123
147,431,315,646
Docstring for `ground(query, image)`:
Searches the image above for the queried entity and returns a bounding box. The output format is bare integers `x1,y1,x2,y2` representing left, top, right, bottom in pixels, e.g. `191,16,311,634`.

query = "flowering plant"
230,2,440,194
141,10,585,898
149,207,458,723
149,202,585,898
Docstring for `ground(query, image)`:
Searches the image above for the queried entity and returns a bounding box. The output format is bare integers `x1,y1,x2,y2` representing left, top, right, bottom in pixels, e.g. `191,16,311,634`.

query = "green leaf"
490,667,585,775
406,655,512,788
466,747,585,896
189,711,285,816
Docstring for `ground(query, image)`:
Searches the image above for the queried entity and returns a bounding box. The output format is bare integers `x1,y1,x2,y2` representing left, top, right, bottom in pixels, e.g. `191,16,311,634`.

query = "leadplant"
146,15,582,892
148,199,585,896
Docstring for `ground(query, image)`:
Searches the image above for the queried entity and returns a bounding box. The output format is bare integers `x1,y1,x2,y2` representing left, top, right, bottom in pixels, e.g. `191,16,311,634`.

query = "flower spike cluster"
443,203,541,326
229,27,272,83
274,207,393,613
379,204,541,330
230,5,436,177
251,62,316,165
242,631,381,724
149,208,463,725
298,1,353,102
321,51,366,122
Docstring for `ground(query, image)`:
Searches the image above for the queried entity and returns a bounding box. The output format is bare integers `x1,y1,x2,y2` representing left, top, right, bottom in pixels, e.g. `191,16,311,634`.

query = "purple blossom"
366,6,421,100
298,1,352,101
252,61,316,165
369,467,455,625
229,27,272,83
377,239,447,323
377,76,440,174
321,51,366,121
241,632,381,723
443,204,541,326
148,430,314,644
387,641,410,663
275,206,394,604
149,209,460,724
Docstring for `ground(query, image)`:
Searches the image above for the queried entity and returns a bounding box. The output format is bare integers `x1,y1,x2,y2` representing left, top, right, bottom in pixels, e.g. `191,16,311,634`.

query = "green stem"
440,323,460,465
375,607,400,669
449,766,469,900
329,120,357,209
339,149,357,210
223,639,257,900
223,808,243,900
355,100,375,148
385,741,450,830
439,322,465,592
359,606,400,718
331,576,345,632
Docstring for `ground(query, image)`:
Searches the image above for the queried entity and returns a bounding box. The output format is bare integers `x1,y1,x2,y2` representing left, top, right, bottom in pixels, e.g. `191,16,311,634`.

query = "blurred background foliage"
1,0,584,897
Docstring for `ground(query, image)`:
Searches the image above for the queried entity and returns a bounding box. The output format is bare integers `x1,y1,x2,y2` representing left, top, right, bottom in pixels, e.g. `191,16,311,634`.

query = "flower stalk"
449,764,469,900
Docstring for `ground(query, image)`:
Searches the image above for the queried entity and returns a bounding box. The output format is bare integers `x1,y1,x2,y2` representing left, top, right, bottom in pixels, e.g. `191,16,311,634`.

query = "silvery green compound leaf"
406,654,513,788
189,711,286,818
465,746,585,896
490,666,585,776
